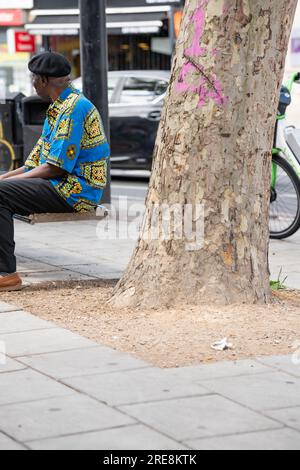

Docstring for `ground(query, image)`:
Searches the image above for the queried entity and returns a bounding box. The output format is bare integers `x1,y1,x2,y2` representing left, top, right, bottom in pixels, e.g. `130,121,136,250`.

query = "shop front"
25,0,184,77
0,2,34,96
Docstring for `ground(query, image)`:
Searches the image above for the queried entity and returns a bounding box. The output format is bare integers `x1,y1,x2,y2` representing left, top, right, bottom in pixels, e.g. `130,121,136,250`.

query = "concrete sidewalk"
0,300,300,450
270,233,300,289
13,218,300,289
0,215,298,449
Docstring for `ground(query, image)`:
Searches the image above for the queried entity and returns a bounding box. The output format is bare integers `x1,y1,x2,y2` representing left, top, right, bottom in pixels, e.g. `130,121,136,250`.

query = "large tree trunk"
110,0,297,309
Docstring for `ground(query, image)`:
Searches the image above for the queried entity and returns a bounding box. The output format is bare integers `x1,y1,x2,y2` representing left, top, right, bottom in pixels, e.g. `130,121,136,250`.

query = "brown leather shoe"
0,273,23,292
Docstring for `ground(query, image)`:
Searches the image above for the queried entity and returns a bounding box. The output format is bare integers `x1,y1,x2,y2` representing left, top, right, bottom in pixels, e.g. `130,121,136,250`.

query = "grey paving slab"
185,428,300,450
16,251,87,265
63,367,210,406
14,218,135,282
27,424,187,450
0,302,21,314
282,274,299,290
64,264,122,280
119,396,281,441
168,359,273,382
269,270,299,290
0,357,27,374
17,346,149,380
201,372,300,411
0,327,96,357
270,260,300,270
266,407,300,431
269,232,300,289
0,395,135,442
0,369,74,406
270,251,300,263
17,257,58,273
21,270,96,284
256,355,300,378
21,253,125,270
17,252,101,268
0,432,25,450
0,311,56,335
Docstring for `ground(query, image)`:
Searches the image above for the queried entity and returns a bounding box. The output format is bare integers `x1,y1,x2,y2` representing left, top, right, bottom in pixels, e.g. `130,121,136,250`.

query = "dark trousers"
0,178,74,274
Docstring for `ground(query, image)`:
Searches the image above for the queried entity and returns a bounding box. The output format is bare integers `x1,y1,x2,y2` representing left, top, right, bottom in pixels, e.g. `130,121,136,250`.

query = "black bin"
0,92,25,172
22,95,50,163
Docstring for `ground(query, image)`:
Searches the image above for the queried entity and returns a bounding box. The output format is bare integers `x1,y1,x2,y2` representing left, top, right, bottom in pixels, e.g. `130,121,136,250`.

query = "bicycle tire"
270,153,300,239
0,138,15,172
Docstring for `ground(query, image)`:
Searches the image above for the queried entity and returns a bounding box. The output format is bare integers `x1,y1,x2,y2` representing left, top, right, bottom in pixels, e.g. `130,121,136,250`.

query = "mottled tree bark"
110,0,297,309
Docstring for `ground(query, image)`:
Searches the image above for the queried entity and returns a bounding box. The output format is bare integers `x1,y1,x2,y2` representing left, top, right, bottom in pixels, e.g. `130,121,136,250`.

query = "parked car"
73,71,170,171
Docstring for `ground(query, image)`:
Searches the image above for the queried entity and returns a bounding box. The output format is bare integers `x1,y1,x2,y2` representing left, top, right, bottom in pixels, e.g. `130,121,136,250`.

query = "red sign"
15,31,36,53
0,9,24,26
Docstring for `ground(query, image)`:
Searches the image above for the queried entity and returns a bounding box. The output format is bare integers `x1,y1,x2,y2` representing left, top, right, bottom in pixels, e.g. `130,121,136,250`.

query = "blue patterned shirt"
25,84,110,212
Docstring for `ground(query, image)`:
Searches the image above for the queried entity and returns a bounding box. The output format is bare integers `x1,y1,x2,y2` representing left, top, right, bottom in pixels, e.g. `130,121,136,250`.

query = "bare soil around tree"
1,280,300,368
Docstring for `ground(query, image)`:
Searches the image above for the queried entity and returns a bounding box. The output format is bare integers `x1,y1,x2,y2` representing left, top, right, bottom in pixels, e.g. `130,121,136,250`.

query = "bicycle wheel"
0,139,14,173
270,153,300,239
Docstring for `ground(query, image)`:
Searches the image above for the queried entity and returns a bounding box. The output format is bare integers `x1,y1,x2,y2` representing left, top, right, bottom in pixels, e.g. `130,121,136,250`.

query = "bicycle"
0,120,15,173
270,73,300,239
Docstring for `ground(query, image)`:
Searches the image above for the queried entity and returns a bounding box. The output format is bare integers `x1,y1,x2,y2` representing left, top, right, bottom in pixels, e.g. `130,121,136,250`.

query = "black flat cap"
28,51,71,77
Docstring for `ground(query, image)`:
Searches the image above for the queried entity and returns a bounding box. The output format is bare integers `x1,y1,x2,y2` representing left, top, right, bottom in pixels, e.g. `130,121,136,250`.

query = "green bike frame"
272,72,300,188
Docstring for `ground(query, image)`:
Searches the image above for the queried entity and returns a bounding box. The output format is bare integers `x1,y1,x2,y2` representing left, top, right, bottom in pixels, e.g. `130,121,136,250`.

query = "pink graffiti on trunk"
176,0,228,108
177,62,227,107
185,2,208,57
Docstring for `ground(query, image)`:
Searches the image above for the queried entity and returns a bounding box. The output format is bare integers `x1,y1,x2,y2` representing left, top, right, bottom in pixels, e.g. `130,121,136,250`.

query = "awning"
25,10,168,36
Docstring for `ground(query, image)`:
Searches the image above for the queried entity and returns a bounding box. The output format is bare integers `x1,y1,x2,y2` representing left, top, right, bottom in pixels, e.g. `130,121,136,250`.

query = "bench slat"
14,206,108,224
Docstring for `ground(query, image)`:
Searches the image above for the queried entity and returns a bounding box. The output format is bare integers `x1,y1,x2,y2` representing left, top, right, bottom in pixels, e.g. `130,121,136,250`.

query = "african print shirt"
25,84,110,213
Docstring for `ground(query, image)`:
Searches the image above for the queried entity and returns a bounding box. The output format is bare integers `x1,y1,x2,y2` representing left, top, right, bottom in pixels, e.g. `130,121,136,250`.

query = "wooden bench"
14,205,109,224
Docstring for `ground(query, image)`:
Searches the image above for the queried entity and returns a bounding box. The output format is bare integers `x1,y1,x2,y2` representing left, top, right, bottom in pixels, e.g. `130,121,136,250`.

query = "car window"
73,76,119,102
119,77,168,104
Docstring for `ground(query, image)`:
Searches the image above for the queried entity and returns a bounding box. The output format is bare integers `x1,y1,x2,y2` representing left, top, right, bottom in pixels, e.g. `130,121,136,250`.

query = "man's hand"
0,167,26,181
10,163,66,180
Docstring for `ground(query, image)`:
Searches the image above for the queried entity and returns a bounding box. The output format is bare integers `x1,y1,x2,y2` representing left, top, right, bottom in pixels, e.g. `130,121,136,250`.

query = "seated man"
0,51,110,292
